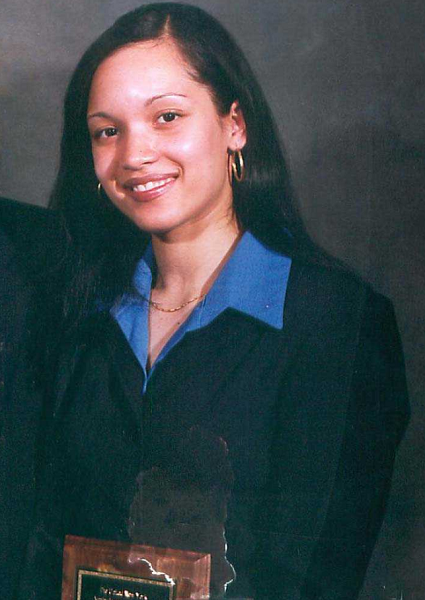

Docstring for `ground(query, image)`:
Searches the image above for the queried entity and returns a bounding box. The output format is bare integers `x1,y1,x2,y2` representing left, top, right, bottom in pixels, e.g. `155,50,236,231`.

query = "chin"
126,214,183,236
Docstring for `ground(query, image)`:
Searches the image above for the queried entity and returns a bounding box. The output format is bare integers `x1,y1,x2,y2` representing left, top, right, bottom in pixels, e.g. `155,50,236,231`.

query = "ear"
227,100,247,152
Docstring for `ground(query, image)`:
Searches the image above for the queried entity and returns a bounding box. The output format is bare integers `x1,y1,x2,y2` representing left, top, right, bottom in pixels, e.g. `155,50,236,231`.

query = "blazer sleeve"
17,341,88,600
17,436,69,600
300,290,409,599
247,285,409,600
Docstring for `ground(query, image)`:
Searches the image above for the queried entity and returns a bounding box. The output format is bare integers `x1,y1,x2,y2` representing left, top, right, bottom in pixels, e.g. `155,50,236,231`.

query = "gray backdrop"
1,1,424,598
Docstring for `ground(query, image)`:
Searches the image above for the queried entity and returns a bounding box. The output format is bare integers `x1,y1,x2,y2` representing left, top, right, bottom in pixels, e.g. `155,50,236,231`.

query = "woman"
20,4,409,599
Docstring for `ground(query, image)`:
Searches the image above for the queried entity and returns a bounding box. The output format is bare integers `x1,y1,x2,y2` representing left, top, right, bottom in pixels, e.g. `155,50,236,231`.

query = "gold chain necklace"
148,293,206,313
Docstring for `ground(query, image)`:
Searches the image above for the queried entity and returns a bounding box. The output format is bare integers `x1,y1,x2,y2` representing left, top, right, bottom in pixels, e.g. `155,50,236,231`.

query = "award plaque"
62,535,211,600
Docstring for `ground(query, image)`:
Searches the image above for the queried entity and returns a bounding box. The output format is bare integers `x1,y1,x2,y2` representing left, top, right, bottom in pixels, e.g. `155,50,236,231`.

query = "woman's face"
87,40,246,239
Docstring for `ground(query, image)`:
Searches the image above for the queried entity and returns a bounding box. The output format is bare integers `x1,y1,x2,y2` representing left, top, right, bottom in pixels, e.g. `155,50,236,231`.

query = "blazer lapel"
145,309,277,424
106,317,146,429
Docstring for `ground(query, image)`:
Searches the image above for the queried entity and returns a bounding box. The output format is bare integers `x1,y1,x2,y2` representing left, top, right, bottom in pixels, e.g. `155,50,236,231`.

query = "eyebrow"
87,93,188,120
147,93,187,105
87,111,111,121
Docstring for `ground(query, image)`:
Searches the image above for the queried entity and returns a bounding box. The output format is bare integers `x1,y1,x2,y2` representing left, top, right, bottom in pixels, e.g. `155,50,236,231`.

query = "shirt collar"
201,231,291,329
119,231,291,330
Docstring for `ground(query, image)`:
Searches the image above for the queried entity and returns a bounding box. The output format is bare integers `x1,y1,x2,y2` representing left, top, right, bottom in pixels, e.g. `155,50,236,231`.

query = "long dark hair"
51,2,327,329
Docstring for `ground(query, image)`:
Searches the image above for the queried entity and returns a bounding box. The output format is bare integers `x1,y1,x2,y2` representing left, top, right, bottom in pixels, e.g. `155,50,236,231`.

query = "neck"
151,219,242,297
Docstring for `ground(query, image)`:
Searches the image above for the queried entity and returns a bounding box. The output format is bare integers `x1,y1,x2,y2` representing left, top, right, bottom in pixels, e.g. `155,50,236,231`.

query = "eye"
157,111,180,124
93,126,118,140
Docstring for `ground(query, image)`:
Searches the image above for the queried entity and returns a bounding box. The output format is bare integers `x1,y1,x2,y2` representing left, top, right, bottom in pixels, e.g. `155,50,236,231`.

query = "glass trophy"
62,535,211,600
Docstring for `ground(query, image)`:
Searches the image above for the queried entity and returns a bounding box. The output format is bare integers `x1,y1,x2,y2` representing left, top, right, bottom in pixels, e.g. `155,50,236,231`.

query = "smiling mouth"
130,177,175,192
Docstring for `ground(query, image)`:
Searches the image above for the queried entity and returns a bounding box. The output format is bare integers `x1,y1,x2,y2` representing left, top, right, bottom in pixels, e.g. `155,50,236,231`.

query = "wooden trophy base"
62,535,211,600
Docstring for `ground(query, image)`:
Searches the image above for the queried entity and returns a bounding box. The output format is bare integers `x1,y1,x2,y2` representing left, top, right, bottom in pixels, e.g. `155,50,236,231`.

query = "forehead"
89,40,201,101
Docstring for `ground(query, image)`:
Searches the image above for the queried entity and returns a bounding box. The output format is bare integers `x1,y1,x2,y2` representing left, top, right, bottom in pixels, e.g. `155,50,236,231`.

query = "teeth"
132,178,173,192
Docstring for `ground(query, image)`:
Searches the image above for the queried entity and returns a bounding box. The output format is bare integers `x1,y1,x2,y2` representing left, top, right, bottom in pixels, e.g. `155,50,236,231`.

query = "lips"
132,177,174,192
122,173,178,201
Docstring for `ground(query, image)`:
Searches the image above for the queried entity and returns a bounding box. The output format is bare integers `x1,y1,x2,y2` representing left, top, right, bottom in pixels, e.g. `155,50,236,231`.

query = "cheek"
91,146,116,181
167,125,228,175
165,133,202,164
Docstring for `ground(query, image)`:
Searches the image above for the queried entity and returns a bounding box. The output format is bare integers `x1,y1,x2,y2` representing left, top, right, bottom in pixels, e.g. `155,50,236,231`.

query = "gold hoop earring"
231,150,245,183
97,182,103,199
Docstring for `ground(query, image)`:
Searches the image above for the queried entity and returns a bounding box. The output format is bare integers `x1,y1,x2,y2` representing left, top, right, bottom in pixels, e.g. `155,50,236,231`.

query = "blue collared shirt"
111,231,292,392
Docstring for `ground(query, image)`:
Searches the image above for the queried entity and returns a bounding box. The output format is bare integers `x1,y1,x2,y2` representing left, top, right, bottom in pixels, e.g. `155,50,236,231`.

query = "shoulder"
0,196,56,233
0,197,65,280
285,259,384,333
283,259,406,381
52,312,140,418
55,312,127,374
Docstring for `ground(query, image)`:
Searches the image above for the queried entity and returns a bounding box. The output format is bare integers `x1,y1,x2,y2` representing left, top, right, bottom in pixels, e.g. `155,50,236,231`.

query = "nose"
121,131,159,170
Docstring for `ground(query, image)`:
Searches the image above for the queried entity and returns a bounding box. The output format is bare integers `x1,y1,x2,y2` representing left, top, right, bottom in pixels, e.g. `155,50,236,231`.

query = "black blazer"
20,260,409,600
0,198,64,597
